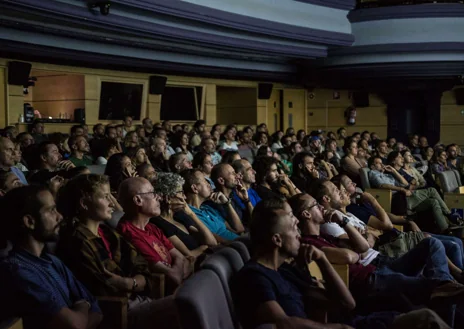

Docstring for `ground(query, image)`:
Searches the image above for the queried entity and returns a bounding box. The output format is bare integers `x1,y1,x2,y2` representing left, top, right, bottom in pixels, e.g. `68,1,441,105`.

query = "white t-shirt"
321,210,379,266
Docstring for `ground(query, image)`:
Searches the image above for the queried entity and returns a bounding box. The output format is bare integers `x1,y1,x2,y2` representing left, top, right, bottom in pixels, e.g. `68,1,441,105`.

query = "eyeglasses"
307,202,320,210
137,191,156,197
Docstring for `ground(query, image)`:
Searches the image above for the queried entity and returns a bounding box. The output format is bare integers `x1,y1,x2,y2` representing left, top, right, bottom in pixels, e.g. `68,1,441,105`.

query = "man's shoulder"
233,261,281,288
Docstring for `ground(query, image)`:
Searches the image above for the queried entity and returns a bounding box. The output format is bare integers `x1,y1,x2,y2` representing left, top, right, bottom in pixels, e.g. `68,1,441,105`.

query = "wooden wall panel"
440,89,464,146
307,88,388,139
216,87,257,124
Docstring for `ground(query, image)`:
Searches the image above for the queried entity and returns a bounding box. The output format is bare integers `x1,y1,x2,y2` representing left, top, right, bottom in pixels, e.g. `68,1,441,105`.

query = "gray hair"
153,172,185,196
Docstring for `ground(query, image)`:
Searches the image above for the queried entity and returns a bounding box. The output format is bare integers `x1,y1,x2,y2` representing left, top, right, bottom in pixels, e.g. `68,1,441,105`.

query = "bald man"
210,163,250,226
0,137,27,185
117,177,191,290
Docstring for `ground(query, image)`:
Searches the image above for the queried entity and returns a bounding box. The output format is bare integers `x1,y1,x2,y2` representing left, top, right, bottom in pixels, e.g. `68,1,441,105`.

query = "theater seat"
359,167,392,213
229,241,250,262
201,248,244,329
87,165,106,175
175,269,235,329
438,170,462,193
0,318,22,329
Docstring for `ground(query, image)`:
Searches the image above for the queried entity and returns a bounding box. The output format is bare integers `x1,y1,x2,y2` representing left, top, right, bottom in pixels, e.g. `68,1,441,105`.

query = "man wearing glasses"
118,177,192,291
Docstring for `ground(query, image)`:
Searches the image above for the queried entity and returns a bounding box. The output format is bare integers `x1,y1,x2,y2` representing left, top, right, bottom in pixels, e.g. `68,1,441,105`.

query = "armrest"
331,264,349,287
444,192,464,211
365,188,392,213
97,296,128,329
0,318,23,329
149,273,165,299
308,262,349,287
393,225,403,232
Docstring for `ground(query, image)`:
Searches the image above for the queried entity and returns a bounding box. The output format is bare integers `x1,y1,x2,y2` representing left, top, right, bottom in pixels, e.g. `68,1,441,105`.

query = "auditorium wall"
440,88,464,147
0,58,307,133
306,88,388,139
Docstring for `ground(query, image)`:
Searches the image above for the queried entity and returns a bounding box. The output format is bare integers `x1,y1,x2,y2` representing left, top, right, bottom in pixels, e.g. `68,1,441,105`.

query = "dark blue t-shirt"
346,203,376,225
231,261,306,329
0,248,100,329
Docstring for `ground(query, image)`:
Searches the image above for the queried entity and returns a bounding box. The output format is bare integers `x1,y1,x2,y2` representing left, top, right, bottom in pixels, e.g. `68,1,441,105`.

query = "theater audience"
0,137,28,184
340,138,365,185
1,185,102,329
173,131,193,161
151,172,216,257
168,152,192,174
368,156,458,233
136,162,157,183
68,135,93,167
104,153,137,193
117,177,192,288
183,169,242,243
200,137,222,165
95,138,120,165
57,174,176,329
210,163,249,227
289,192,464,320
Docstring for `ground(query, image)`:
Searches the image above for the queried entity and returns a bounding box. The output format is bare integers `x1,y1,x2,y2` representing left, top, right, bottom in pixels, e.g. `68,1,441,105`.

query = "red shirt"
301,234,375,294
118,220,174,267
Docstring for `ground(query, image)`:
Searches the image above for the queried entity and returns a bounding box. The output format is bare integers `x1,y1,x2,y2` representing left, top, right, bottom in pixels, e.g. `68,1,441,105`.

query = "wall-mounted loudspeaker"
74,108,85,124
258,83,273,100
352,92,369,107
454,89,464,105
8,61,32,86
149,76,168,95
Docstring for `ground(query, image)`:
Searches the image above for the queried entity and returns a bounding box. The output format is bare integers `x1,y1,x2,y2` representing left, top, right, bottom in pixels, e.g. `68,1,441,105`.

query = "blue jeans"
370,238,453,303
431,234,464,269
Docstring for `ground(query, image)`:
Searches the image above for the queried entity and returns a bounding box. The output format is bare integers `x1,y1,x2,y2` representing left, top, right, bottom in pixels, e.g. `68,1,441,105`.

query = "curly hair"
153,172,185,197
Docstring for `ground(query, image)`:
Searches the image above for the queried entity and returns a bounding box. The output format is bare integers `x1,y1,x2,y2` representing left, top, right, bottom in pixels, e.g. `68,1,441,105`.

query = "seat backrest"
453,169,462,186
359,167,371,190
201,248,244,328
175,269,234,329
0,318,23,329
437,170,460,193
238,148,254,164
87,165,106,175
229,241,250,263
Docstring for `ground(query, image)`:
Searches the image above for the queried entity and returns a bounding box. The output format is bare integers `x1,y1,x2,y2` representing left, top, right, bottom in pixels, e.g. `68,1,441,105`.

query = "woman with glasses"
151,173,217,258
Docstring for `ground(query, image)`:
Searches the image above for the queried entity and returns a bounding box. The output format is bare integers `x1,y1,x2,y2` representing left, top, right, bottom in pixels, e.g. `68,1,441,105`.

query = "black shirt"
150,213,200,251
254,184,285,201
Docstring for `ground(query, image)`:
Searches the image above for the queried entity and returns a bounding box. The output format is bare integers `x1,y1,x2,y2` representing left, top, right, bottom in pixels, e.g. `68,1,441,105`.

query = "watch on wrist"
243,198,250,204
340,216,350,228
226,198,232,205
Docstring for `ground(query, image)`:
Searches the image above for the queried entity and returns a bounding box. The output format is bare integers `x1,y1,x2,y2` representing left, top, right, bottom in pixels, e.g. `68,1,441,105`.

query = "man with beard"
183,169,243,243
200,137,222,165
0,185,102,329
68,135,93,167
232,159,261,221
253,156,299,200
291,152,320,191
446,144,463,176
209,163,249,227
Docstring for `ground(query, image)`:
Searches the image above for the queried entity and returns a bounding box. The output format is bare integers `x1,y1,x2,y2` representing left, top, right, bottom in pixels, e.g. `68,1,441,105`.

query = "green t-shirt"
69,155,93,167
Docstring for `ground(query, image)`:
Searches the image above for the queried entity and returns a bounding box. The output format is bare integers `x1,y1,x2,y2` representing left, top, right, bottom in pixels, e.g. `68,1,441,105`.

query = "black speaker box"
258,83,273,100
455,89,464,105
74,108,85,124
8,61,32,86
353,92,369,107
149,76,167,95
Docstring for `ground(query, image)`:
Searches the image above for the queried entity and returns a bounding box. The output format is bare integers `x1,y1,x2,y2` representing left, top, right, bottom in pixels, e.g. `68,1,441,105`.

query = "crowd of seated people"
0,118,464,328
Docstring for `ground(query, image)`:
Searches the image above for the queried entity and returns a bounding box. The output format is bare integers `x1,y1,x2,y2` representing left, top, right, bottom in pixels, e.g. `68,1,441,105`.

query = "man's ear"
191,184,199,194
298,163,303,169
322,195,330,204
0,189,5,197
301,209,311,220
22,214,36,231
133,195,143,206
217,177,225,186
271,233,283,248
150,145,156,152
